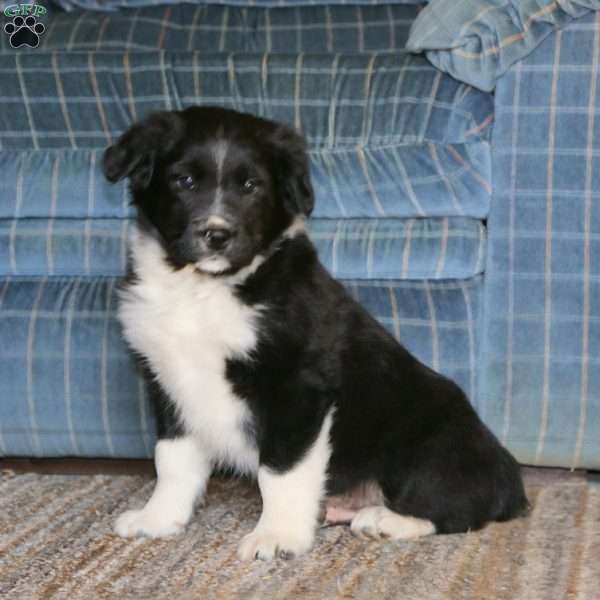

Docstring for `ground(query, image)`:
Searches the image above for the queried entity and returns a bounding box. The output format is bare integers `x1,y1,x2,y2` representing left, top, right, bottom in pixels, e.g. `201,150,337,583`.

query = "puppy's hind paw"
351,506,436,540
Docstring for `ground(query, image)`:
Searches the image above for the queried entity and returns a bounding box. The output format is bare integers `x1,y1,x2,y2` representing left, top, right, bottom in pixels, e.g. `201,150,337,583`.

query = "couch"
0,0,598,470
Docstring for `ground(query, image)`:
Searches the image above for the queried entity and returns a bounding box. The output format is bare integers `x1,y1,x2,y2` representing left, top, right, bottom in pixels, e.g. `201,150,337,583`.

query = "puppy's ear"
102,111,183,190
270,125,315,217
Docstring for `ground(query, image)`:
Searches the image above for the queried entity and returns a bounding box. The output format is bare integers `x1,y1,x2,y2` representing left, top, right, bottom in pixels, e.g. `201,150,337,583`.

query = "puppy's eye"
242,178,260,194
176,175,195,191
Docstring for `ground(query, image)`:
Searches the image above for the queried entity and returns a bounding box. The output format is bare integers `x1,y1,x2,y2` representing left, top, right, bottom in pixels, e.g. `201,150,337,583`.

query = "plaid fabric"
0,142,491,221
0,217,486,279
311,217,485,279
0,51,492,149
407,0,599,92
0,3,421,53
0,5,493,459
0,50,492,219
0,275,481,457
51,0,424,12
480,10,600,470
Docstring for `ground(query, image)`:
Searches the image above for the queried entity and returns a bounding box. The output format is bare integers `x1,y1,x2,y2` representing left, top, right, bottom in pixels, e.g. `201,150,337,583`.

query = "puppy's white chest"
118,231,260,473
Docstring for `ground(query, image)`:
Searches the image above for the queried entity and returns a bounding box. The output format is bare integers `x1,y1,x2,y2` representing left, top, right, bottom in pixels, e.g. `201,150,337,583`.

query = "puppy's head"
103,106,314,275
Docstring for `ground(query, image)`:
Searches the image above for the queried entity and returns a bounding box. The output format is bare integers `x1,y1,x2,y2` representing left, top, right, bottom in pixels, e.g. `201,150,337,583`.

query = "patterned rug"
1,467,599,600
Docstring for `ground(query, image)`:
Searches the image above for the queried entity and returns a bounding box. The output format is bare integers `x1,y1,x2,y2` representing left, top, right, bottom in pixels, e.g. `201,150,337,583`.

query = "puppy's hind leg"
350,506,436,540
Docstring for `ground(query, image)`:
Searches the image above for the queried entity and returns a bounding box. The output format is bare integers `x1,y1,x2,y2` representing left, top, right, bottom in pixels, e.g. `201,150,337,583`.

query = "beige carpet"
1,468,599,600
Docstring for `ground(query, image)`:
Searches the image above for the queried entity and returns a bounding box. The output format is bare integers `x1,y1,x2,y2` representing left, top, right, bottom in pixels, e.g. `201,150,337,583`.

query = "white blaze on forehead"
212,127,229,210
213,138,229,180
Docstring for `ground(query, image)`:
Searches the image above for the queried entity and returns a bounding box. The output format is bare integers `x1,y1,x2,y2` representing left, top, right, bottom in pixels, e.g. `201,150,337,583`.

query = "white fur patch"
196,255,231,274
119,227,260,475
116,221,321,544
283,216,307,239
238,410,334,560
115,437,210,538
213,136,228,178
226,254,266,285
350,506,436,540
212,136,228,210
205,215,230,229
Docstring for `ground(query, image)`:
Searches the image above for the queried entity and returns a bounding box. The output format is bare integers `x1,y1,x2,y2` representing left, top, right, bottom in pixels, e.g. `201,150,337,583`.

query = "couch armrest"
480,9,600,469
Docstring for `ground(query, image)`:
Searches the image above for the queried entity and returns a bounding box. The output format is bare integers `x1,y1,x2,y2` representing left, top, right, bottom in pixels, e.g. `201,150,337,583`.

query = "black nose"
199,227,234,251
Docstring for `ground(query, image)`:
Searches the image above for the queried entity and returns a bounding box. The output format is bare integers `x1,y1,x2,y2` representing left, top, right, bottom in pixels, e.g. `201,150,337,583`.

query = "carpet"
1,467,599,600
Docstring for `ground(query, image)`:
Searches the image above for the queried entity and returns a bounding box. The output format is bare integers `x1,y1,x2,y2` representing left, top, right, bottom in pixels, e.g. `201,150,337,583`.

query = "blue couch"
0,0,598,470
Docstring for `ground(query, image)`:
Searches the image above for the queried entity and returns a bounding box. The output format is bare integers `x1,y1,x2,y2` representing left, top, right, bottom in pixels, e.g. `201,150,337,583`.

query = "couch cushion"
0,50,493,221
0,274,481,457
0,217,486,280
1,3,422,53
0,141,491,220
52,0,425,12
0,51,492,149
312,218,485,279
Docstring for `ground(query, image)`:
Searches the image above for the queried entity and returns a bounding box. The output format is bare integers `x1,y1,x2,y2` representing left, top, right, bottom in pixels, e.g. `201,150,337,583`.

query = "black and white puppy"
103,106,528,560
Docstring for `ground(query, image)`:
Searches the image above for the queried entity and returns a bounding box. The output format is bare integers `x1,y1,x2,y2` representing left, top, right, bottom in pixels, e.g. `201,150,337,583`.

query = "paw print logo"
4,16,45,49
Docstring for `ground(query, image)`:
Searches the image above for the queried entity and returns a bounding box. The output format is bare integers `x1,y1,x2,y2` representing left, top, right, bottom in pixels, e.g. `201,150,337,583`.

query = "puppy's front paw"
114,508,187,538
237,527,313,561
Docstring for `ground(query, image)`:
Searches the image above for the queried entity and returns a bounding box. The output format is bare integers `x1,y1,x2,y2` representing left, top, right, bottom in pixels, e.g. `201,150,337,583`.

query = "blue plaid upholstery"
51,0,424,12
0,50,492,222
0,3,421,53
407,0,600,92
11,1,599,468
0,143,491,220
0,51,491,149
0,217,486,279
0,276,480,457
480,10,600,470
0,23,490,456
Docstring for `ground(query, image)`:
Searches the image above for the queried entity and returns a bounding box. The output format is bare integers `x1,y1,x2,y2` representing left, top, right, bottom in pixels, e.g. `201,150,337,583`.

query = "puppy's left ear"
270,125,315,217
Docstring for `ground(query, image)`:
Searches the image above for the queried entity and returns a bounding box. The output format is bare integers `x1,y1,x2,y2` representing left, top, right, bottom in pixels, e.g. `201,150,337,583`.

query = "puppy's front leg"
238,411,333,560
115,436,211,538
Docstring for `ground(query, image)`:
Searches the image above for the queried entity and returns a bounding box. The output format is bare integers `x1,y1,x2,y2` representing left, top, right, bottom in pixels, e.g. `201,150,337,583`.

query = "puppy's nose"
199,226,234,251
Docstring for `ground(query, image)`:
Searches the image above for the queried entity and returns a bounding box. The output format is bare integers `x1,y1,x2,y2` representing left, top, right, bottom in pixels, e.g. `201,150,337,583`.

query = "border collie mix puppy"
103,107,528,560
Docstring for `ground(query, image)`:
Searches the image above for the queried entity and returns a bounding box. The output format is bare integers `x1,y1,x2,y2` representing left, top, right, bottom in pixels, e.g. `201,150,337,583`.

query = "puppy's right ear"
102,111,183,190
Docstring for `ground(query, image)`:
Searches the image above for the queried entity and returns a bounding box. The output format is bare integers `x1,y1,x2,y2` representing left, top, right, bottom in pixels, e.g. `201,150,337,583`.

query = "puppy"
103,106,528,560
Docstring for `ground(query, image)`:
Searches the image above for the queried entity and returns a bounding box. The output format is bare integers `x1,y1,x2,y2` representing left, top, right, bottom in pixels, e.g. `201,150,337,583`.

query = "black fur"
104,106,528,535
231,236,527,533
